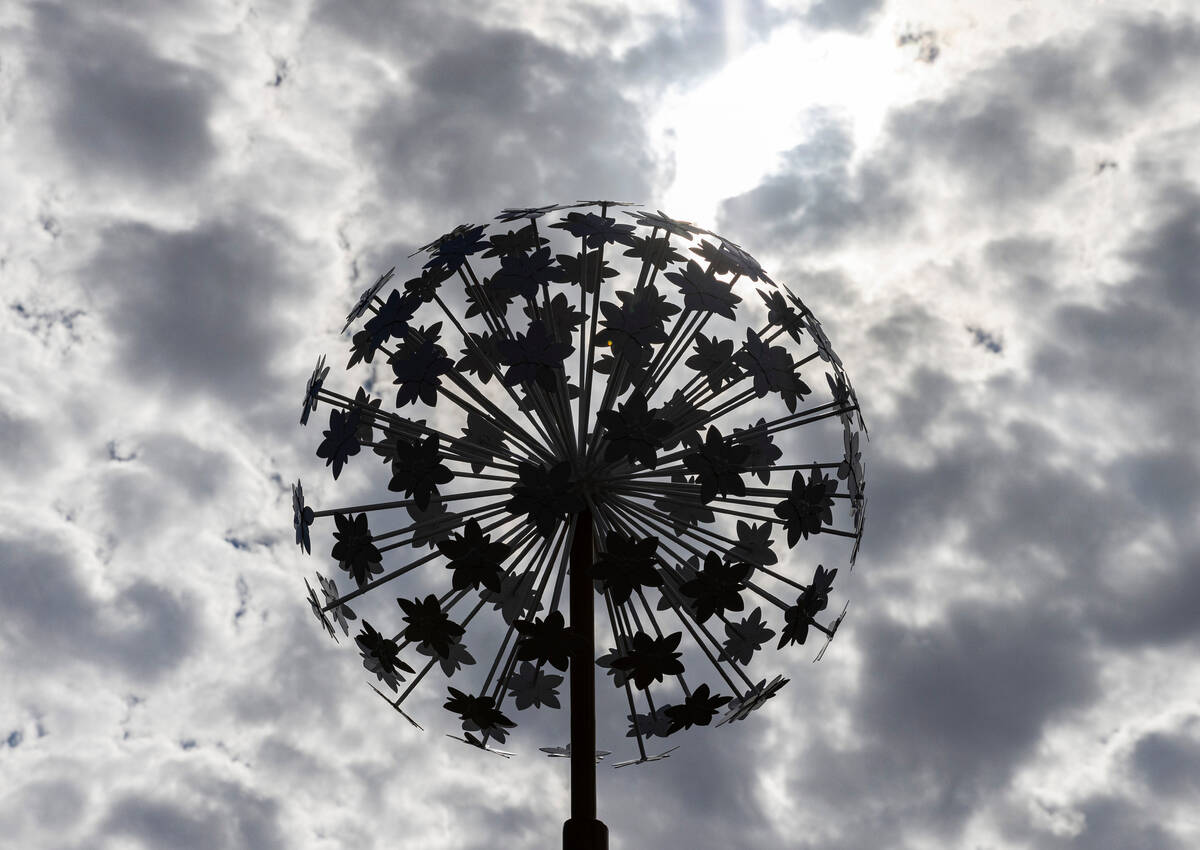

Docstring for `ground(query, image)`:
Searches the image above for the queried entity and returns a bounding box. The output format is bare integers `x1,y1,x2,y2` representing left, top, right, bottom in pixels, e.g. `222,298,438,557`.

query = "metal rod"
564,509,608,850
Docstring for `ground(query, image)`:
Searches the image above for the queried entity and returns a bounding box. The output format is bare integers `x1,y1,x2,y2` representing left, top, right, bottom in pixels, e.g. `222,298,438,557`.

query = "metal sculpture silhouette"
294,202,867,850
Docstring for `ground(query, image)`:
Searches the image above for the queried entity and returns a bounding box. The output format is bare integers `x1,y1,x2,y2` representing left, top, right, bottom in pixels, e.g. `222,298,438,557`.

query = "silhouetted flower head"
295,203,867,760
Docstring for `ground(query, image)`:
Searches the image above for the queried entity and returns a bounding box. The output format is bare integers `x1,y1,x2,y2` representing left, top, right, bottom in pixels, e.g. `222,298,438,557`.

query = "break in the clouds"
2,1,1199,848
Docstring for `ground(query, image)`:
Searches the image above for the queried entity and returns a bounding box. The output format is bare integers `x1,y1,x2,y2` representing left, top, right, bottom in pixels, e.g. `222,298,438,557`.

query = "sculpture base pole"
564,510,608,850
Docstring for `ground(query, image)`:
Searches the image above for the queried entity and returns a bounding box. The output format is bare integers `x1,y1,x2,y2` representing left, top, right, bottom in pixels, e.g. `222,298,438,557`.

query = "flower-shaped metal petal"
514,610,571,672
482,222,551,258
444,687,516,742
622,234,685,270
735,328,811,412
356,620,415,686
495,203,564,222
679,552,753,624
422,224,489,272
591,533,662,604
720,606,775,665
306,578,336,640
612,631,684,690
399,594,465,660
491,247,558,298
730,520,777,567
685,335,740,394
292,480,315,554
495,320,574,392
417,635,477,676
388,434,454,510
683,427,753,503
391,335,454,407
316,407,361,480
344,267,396,333
300,355,329,426
774,467,838,546
332,512,383,588
624,209,706,240
318,572,357,636
508,661,564,710
664,259,742,319
365,290,421,351
539,744,611,761
596,391,674,469
665,684,732,734
550,211,637,248
437,518,511,593
718,674,789,725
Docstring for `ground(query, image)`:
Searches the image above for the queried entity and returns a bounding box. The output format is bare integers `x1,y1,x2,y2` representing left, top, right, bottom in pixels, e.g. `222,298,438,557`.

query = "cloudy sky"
2,0,1199,848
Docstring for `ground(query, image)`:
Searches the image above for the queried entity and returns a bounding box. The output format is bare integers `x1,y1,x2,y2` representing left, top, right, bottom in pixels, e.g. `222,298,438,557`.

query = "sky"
1,0,1199,848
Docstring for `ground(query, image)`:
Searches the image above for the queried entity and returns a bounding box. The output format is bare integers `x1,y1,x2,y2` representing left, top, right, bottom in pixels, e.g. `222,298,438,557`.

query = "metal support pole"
563,510,608,850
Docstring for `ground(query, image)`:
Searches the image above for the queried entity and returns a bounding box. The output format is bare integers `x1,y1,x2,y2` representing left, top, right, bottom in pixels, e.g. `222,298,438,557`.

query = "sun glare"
653,20,912,226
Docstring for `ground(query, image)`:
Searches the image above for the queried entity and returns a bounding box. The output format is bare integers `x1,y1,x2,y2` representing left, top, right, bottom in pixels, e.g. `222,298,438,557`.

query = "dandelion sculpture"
293,202,867,850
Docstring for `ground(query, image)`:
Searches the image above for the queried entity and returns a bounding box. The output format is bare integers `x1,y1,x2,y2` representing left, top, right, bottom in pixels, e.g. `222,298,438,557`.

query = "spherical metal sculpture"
293,201,867,849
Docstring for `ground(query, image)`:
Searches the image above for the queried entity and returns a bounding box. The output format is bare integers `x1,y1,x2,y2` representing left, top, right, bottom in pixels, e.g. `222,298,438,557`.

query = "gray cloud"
805,0,885,33
1007,793,1187,850
30,4,217,186
719,14,1200,252
347,19,658,225
617,0,781,83
98,777,286,850
718,118,911,252
1130,724,1200,798
885,94,1075,208
786,600,1096,847
0,535,197,682
88,212,316,411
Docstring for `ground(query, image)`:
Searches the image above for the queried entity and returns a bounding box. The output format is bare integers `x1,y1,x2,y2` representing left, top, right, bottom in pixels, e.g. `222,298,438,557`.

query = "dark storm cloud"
805,0,884,33
354,21,656,222
0,535,197,682
29,3,217,185
1130,724,1200,798
89,212,314,409
788,601,1096,847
